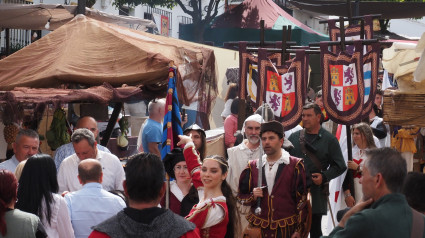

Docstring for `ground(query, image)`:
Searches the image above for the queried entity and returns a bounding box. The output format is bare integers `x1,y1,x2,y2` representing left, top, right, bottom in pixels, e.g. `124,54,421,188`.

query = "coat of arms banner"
260,50,307,130
320,41,365,125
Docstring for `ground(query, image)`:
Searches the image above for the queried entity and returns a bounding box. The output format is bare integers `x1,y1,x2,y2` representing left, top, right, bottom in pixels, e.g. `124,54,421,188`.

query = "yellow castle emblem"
345,87,355,105
284,95,292,112
331,66,340,85
269,74,279,91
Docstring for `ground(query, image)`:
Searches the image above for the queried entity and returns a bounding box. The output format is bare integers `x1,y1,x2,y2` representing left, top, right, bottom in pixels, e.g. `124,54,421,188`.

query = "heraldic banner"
239,42,282,109
361,43,380,117
260,50,308,130
328,15,374,55
320,41,365,125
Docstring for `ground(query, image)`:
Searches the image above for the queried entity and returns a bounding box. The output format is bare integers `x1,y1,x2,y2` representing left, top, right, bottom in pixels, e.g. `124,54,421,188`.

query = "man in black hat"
238,121,309,238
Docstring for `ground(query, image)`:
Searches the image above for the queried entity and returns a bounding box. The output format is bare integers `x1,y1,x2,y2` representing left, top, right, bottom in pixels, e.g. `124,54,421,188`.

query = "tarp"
180,0,328,46
0,83,145,106
0,4,156,31
0,14,215,91
289,0,425,19
212,0,324,35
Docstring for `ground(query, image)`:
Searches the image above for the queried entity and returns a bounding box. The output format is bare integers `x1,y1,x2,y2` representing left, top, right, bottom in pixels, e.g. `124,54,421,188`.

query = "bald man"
54,116,111,170
64,159,126,238
140,99,165,157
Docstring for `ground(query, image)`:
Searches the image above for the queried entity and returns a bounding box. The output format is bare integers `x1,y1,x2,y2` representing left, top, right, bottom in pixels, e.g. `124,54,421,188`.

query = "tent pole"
100,102,122,147
260,20,265,47
76,0,86,15
281,26,287,65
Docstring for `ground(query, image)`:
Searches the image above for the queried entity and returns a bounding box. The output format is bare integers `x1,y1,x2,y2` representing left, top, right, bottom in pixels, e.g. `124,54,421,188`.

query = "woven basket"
383,88,425,126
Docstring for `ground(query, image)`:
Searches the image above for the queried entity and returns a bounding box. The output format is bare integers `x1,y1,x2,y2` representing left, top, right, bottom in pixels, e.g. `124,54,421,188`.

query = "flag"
161,67,183,159
361,43,380,118
326,124,348,235
261,50,307,130
320,41,365,125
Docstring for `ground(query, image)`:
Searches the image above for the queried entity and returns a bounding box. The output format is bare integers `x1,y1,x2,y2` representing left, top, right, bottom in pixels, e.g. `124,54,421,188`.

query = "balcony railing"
0,1,34,56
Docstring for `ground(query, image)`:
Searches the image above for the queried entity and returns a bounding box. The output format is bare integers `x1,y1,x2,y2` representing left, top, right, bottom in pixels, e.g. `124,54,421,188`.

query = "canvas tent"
288,0,425,19
0,4,157,31
180,0,328,46
0,14,215,91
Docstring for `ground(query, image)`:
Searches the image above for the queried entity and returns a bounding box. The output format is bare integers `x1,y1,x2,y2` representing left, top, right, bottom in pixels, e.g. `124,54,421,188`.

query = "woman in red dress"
178,135,239,238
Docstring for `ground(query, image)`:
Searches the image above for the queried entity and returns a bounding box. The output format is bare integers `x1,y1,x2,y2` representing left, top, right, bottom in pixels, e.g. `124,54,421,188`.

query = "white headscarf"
242,114,264,137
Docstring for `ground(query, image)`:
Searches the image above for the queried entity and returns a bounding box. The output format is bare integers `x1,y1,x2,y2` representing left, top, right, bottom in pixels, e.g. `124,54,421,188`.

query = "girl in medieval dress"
161,148,199,217
343,123,377,207
177,134,239,238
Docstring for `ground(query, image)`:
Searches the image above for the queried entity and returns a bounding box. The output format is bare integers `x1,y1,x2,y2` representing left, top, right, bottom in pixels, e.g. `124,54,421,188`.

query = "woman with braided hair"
178,135,240,238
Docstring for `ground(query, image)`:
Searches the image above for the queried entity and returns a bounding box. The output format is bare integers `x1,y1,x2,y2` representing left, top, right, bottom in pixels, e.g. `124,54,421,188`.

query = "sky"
389,18,425,39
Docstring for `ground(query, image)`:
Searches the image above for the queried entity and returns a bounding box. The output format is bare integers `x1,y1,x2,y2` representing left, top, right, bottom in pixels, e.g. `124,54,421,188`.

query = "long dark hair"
16,154,59,225
0,170,18,236
184,130,206,161
207,155,240,238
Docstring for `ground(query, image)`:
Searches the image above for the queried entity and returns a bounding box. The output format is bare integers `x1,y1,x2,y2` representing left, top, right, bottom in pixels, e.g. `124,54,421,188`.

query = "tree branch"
204,0,220,23
175,0,194,16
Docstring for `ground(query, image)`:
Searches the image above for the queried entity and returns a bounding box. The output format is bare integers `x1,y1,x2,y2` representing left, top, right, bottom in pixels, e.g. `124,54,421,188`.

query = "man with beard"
226,114,263,235
238,121,309,237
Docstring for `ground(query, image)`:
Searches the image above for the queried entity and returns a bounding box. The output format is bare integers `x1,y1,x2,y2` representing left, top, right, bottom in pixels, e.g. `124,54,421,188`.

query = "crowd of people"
0,87,425,238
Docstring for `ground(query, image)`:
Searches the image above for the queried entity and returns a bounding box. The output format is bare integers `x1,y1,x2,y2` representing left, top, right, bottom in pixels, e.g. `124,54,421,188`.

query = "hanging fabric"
320,41,365,125
361,43,380,117
161,67,183,160
328,16,374,54
260,50,308,130
239,42,282,109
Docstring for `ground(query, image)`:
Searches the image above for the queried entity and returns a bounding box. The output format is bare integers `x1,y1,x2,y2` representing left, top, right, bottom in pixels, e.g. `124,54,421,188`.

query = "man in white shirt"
226,114,263,236
64,159,126,238
226,114,263,196
58,128,125,193
0,129,39,172
54,116,111,171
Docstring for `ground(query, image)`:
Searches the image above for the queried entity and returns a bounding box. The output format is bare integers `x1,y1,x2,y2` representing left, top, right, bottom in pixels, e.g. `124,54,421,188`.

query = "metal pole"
100,102,122,147
255,101,265,215
76,0,86,15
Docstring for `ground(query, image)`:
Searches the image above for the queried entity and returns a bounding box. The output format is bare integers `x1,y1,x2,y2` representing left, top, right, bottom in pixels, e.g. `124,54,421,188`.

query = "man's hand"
291,232,301,238
311,173,323,185
339,198,373,228
253,187,264,200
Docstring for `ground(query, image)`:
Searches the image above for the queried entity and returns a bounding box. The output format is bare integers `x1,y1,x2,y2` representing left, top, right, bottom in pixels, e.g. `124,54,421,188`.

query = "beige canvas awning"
0,4,157,31
0,15,215,90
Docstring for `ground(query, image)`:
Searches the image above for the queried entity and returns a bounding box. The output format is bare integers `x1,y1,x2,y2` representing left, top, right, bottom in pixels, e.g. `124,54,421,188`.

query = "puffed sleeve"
183,142,203,189
237,163,256,206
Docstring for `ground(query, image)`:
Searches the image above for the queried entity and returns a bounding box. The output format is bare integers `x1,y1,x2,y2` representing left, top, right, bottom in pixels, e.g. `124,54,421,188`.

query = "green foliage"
46,108,70,151
113,0,177,9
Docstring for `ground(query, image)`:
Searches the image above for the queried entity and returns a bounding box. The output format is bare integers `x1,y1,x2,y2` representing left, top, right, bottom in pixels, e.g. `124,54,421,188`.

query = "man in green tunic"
323,147,425,238
288,103,346,238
